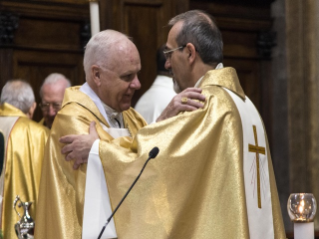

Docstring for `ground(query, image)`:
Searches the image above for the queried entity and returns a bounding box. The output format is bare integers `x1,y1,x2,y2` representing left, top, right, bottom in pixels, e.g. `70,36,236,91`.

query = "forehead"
107,42,141,73
43,82,65,93
166,21,183,48
42,82,66,100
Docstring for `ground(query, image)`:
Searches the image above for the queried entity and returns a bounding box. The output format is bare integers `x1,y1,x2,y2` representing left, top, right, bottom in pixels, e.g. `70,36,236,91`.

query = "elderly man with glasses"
39,73,71,129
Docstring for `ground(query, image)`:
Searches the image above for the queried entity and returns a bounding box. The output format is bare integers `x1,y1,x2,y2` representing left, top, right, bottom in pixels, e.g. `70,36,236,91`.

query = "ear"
185,43,197,64
27,102,37,119
91,65,101,87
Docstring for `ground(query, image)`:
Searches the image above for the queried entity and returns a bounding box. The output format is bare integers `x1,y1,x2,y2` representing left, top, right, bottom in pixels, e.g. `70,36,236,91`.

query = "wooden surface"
100,0,189,107
0,0,275,125
0,0,88,121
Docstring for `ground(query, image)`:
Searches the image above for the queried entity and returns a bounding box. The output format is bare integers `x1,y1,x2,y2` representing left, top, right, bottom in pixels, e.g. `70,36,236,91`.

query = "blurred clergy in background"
0,80,48,239
39,73,71,129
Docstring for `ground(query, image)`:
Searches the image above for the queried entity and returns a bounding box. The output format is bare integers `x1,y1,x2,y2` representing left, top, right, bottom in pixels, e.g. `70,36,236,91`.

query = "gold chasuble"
0,103,49,239
38,118,46,128
34,87,146,239
99,68,286,239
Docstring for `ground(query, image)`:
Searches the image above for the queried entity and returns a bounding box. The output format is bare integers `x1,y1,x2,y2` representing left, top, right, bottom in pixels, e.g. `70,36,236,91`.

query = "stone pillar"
271,0,291,231
272,0,319,231
286,0,319,229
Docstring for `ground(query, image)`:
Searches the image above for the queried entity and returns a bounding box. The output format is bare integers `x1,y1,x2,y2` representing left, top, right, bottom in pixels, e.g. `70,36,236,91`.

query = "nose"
48,105,57,116
130,75,141,90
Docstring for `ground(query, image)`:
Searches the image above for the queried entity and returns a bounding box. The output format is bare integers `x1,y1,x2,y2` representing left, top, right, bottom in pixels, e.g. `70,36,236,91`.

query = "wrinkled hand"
156,88,206,122
59,121,99,169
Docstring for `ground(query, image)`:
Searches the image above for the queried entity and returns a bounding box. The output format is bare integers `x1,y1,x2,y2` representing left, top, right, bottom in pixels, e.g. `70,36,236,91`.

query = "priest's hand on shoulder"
156,88,205,122
60,121,99,169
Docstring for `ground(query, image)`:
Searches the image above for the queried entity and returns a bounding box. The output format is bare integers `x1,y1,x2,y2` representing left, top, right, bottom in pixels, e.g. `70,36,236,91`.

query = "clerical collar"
79,83,123,128
194,62,224,88
101,102,123,128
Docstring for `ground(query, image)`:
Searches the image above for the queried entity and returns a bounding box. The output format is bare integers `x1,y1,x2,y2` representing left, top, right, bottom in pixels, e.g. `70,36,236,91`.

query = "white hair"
39,73,71,98
83,30,130,80
1,80,35,114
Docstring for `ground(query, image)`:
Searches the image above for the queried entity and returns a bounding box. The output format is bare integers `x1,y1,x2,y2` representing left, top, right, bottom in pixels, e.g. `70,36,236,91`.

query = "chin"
173,81,182,93
120,103,131,112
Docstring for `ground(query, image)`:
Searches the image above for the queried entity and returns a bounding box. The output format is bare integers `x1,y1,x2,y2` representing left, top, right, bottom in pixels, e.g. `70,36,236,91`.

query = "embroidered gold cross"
248,125,265,208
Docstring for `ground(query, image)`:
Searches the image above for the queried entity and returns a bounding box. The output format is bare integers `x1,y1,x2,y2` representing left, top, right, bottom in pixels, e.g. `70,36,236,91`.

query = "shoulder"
51,102,101,137
56,101,97,124
59,101,88,115
124,107,147,127
58,97,103,123
200,85,242,124
14,117,49,137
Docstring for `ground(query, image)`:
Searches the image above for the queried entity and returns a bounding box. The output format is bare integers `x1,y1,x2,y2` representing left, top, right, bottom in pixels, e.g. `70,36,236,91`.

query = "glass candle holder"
287,193,317,223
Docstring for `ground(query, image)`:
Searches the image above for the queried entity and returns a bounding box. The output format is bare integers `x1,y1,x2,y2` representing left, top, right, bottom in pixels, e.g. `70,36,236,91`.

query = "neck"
102,102,120,114
192,63,216,86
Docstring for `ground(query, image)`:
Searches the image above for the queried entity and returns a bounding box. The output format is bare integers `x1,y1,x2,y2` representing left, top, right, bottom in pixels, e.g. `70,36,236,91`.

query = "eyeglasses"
39,102,62,111
163,45,186,59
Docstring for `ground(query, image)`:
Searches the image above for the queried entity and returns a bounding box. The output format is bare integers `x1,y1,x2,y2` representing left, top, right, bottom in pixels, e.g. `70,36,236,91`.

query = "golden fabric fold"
0,103,49,239
99,67,286,239
34,87,146,239
38,118,45,127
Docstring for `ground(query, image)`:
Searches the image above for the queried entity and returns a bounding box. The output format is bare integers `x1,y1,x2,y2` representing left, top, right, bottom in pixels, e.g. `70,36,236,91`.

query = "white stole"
0,116,19,224
82,123,129,239
224,88,274,239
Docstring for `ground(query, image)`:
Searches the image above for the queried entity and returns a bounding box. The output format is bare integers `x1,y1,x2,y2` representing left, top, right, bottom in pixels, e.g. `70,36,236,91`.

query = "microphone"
149,146,159,159
97,147,160,239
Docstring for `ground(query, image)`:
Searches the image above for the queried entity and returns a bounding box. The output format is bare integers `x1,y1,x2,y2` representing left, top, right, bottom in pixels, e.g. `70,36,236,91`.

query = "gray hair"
1,80,35,114
168,10,223,65
83,30,130,80
40,73,71,98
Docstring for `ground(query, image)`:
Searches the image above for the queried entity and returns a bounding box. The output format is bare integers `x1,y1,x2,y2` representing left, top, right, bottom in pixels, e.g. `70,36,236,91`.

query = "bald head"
40,73,71,98
83,29,141,112
83,30,135,82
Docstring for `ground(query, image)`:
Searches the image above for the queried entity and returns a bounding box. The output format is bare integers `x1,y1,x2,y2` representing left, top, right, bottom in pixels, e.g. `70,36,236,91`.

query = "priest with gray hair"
0,80,49,239
1,80,37,119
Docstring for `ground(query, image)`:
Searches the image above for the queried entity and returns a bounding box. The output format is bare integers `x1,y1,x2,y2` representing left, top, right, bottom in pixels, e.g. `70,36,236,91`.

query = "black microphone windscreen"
149,147,159,159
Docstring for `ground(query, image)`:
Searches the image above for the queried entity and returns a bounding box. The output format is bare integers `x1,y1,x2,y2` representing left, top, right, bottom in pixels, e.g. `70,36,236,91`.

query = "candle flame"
298,205,304,214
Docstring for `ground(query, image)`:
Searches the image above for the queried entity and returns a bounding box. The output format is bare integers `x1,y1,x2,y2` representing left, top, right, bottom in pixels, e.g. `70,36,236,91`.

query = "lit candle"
287,193,317,239
89,0,100,36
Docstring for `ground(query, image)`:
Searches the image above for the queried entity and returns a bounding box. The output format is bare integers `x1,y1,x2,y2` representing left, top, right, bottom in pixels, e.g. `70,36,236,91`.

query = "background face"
41,82,66,128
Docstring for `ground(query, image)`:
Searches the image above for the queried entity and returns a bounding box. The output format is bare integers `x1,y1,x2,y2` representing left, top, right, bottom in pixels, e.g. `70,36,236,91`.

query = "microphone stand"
97,147,159,239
